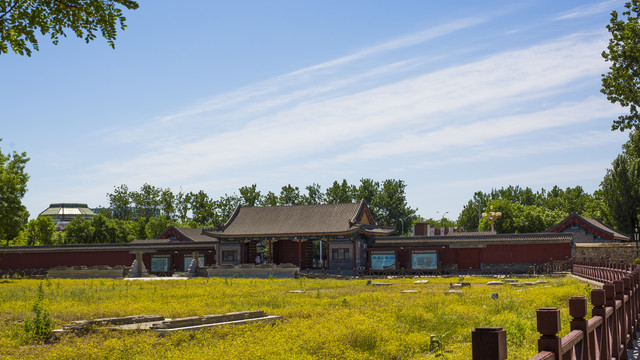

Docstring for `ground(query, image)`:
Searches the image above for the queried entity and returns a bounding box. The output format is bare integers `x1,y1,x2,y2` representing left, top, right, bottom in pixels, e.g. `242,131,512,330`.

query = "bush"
23,283,54,343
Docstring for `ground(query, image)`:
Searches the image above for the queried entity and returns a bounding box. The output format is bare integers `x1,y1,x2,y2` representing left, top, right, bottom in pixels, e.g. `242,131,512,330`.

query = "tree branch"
0,0,20,20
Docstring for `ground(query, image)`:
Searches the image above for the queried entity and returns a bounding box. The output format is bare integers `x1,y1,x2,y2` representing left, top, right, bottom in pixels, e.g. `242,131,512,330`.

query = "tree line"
11,179,417,246
104,178,417,235
457,128,640,235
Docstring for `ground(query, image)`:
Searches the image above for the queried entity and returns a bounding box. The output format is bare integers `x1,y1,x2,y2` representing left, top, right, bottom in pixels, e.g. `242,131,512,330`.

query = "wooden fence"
471,261,640,360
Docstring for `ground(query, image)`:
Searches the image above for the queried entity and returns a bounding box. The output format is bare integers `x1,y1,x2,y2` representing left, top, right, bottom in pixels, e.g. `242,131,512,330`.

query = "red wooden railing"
472,262,640,360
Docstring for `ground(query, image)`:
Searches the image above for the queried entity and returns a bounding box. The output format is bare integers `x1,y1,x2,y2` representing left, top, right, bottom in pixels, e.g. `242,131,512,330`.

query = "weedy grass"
0,276,589,359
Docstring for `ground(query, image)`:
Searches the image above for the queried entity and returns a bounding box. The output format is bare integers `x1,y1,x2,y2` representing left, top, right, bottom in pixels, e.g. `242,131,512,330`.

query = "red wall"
0,251,135,269
368,242,571,270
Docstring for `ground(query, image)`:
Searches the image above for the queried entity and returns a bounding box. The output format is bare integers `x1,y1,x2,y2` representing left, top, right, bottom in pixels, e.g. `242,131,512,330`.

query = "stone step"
154,315,282,335
152,311,267,329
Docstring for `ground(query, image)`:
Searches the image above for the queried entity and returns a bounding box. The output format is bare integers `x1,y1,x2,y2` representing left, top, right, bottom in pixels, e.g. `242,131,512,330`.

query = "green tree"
26,216,55,245
260,191,279,207
600,154,640,234
146,215,174,239
278,184,302,206
354,178,380,215
130,218,147,239
602,0,640,130
64,217,93,244
111,218,132,243
131,183,161,220
216,193,241,224
325,180,354,204
0,140,29,246
189,190,216,226
174,189,191,223
457,191,489,231
302,183,325,205
375,179,417,235
0,0,139,56
91,214,117,243
239,184,262,207
107,184,132,220
159,188,175,218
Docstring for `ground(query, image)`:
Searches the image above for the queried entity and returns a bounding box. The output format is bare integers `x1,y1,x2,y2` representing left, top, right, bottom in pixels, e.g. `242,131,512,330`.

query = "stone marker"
491,293,499,300
503,279,518,284
446,290,463,295
289,290,305,293
510,282,523,287
402,290,418,293
487,281,503,286
372,282,392,286
413,280,429,284
523,282,536,286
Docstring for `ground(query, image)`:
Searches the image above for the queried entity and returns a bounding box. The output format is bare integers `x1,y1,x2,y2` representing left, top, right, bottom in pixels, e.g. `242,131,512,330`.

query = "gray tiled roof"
581,217,629,241
548,213,629,241
153,226,217,242
206,201,394,238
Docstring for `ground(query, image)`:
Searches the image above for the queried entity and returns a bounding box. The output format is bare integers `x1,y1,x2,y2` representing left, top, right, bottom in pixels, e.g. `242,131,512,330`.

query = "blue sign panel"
411,253,437,270
371,254,396,270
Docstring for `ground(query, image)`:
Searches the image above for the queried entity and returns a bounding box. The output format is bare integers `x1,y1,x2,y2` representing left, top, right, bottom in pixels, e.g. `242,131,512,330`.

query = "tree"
64,217,93,244
325,180,354,204
131,183,161,220
0,139,29,246
159,188,175,218
26,216,55,245
354,178,380,216
600,154,640,234
457,191,489,231
91,214,117,243
260,191,279,207
302,183,325,205
278,185,302,206
174,189,191,223
189,190,216,226
0,0,139,56
107,184,132,220
216,193,241,224
375,179,417,235
601,0,640,130
146,215,174,239
239,184,262,207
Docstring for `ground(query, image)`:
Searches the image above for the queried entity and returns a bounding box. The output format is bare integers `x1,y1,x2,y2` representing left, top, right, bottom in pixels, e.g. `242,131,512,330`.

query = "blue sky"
1,0,632,222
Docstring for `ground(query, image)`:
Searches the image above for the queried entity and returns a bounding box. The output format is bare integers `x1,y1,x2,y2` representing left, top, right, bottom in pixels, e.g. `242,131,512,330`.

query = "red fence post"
471,327,507,360
537,307,561,358
591,288,610,360
569,297,589,358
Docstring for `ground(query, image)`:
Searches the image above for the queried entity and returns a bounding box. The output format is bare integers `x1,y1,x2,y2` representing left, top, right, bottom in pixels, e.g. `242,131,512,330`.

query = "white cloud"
554,0,624,20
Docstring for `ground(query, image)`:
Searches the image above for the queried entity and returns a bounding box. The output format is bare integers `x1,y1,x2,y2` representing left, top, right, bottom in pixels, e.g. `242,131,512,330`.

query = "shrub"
23,283,54,343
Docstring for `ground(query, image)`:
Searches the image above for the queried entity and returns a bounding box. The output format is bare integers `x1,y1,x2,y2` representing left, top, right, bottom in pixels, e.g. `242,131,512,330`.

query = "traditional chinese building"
547,213,629,243
203,200,395,270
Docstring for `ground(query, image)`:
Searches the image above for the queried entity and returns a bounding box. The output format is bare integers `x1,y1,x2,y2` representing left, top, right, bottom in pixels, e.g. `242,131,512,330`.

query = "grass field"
0,276,590,359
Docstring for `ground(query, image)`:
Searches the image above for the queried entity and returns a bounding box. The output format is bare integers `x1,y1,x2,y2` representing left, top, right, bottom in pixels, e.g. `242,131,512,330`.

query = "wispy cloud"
89,30,612,190
555,0,624,20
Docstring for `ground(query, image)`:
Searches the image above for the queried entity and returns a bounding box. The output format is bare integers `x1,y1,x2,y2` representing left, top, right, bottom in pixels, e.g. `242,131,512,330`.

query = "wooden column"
240,240,245,264
268,240,272,264
471,327,507,360
298,239,302,268
352,237,357,273
326,239,331,270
